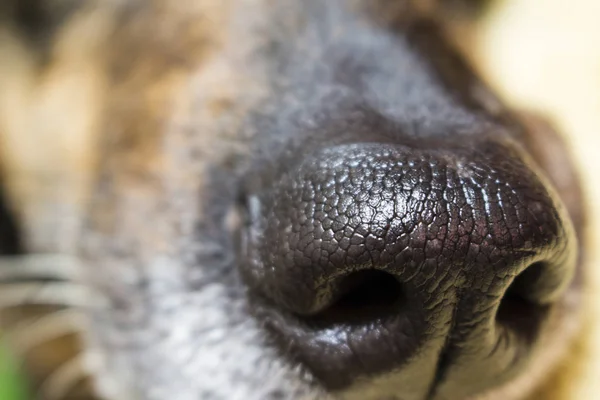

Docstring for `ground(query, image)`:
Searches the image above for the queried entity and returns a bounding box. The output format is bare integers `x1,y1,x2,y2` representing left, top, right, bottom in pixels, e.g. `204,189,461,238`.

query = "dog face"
0,1,586,399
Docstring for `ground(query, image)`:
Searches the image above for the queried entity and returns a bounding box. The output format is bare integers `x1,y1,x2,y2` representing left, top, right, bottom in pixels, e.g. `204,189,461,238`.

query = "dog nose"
239,140,576,398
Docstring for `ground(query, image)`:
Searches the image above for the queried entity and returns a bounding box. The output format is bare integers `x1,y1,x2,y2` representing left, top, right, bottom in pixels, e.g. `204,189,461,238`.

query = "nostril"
307,270,405,327
503,262,547,302
496,262,550,341
335,270,403,310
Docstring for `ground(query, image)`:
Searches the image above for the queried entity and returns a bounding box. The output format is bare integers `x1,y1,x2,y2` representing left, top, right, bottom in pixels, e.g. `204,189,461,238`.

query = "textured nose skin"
240,139,576,395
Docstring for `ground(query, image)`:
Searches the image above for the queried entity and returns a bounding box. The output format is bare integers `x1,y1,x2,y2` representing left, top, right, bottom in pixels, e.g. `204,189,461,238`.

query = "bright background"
478,0,600,398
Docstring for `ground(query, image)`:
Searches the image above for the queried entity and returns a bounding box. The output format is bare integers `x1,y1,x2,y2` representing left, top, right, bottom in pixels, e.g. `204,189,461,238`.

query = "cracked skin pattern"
242,132,576,397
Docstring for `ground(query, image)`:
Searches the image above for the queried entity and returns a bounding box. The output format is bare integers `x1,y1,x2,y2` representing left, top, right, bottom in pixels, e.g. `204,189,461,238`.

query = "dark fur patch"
0,182,22,255
0,0,83,62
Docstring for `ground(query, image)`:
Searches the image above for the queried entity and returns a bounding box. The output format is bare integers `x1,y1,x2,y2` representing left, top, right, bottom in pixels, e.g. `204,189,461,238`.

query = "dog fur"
0,1,595,399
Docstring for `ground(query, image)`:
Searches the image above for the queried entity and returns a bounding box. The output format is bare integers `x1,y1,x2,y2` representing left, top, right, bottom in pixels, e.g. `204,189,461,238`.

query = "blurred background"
0,0,599,398
477,0,600,397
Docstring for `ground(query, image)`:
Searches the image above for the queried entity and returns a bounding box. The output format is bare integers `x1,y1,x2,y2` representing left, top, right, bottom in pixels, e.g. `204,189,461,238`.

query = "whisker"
0,254,79,282
0,282,100,309
38,354,89,400
6,309,86,355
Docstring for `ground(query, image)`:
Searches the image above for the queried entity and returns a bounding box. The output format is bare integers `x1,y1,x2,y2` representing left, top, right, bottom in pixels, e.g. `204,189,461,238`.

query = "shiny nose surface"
240,140,576,397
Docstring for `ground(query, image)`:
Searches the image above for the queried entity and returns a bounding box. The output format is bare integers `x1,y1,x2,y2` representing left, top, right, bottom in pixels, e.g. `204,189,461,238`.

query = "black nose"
239,140,576,398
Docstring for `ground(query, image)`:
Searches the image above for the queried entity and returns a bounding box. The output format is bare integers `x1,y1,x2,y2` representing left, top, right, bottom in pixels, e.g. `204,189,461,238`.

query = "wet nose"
239,141,576,398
